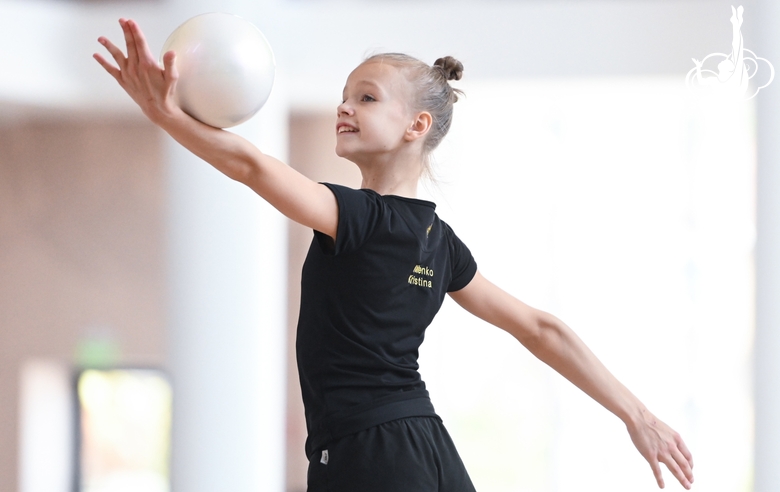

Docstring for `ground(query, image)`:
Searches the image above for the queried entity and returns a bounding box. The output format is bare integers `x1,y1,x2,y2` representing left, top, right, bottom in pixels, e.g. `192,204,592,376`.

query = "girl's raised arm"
93,18,338,239
449,271,694,490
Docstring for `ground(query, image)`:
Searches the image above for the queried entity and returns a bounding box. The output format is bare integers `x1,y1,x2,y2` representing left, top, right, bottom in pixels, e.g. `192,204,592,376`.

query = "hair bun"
434,56,464,81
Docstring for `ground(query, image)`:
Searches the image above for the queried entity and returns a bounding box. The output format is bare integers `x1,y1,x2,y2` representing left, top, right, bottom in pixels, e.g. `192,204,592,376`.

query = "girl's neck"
356,153,423,198
360,172,418,198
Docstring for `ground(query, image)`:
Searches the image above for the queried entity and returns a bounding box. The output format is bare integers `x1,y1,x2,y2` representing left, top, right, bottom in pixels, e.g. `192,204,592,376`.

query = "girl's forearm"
524,312,646,427
451,274,693,489
151,106,264,184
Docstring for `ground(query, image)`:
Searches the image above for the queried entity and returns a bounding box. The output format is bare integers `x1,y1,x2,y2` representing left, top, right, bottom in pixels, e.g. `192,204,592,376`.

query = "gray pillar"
164,2,287,491
755,1,780,491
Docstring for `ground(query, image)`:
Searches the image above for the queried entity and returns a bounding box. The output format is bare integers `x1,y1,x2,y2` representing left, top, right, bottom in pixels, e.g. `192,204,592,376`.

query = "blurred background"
1,0,778,491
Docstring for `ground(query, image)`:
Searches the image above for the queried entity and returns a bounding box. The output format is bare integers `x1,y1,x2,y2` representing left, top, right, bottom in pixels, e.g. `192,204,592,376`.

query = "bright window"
419,77,755,492
77,368,173,492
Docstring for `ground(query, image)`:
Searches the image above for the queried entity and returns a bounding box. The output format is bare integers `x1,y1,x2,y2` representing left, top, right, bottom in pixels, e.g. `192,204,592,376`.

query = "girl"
94,18,694,492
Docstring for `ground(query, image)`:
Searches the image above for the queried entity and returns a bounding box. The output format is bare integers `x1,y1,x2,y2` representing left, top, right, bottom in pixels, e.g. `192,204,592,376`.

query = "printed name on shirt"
408,265,434,289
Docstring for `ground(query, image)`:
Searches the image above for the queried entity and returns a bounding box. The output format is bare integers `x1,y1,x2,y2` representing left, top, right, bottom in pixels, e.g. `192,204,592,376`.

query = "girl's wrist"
623,403,652,432
146,103,186,128
607,386,646,429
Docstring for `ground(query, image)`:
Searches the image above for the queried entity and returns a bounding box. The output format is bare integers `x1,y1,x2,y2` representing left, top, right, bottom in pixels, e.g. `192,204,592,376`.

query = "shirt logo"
408,265,434,289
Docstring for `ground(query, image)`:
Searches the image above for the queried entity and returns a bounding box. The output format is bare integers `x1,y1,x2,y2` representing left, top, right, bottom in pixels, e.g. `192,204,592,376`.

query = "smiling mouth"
337,125,358,134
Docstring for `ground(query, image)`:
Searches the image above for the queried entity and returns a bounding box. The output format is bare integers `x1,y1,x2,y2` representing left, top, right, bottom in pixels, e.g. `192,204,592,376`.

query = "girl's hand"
627,409,694,489
92,19,339,239
93,18,180,124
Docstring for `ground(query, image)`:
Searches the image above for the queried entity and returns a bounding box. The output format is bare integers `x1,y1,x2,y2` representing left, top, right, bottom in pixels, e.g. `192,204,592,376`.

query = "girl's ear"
404,111,432,142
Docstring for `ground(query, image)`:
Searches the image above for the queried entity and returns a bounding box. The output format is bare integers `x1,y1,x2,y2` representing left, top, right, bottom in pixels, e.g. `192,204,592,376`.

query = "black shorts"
306,416,477,492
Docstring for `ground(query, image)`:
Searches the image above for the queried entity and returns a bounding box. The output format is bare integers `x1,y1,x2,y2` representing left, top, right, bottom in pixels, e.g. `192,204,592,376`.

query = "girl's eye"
361,95,376,102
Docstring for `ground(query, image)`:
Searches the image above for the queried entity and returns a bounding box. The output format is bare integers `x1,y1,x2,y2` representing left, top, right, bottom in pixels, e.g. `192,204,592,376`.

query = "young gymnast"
95,18,694,492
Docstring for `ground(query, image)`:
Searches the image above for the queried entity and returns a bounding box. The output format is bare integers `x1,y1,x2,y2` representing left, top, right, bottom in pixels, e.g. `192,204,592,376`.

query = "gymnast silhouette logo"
686,5,774,100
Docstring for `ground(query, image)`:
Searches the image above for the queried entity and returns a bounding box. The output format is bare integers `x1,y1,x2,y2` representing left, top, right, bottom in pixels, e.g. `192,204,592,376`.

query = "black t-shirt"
296,183,478,457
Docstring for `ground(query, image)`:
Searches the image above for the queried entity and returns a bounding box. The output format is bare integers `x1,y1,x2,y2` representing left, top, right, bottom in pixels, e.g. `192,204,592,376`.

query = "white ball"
161,12,276,129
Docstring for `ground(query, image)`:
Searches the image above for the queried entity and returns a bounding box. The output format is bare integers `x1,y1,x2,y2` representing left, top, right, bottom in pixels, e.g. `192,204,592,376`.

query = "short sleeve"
444,223,478,292
313,183,385,256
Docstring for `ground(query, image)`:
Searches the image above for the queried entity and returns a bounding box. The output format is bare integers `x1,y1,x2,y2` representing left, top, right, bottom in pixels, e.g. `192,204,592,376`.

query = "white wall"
754,1,780,491
0,0,756,113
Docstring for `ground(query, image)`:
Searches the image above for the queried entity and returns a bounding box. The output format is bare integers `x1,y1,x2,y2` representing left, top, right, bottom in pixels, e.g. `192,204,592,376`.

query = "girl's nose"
337,101,354,116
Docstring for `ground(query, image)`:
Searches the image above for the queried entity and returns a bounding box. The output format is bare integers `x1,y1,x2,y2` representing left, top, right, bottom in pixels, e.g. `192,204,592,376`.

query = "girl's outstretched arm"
93,18,338,238
449,271,694,490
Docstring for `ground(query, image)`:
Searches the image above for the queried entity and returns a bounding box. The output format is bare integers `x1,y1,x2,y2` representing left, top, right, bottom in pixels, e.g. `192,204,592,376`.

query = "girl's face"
335,61,418,163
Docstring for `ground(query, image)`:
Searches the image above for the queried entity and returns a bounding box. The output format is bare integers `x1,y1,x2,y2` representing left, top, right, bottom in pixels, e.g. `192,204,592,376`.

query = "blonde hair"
363,53,464,179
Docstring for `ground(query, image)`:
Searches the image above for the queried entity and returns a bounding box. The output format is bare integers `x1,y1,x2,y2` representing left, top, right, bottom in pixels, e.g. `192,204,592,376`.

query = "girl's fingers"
120,18,140,66
670,446,694,484
98,37,127,70
677,435,694,469
93,52,121,79
127,19,157,64
162,50,178,84
649,459,665,489
632,419,694,490
660,451,690,490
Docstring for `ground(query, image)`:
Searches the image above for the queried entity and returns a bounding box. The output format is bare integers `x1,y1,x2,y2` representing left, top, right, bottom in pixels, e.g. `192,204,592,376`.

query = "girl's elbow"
228,155,261,186
515,310,561,354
